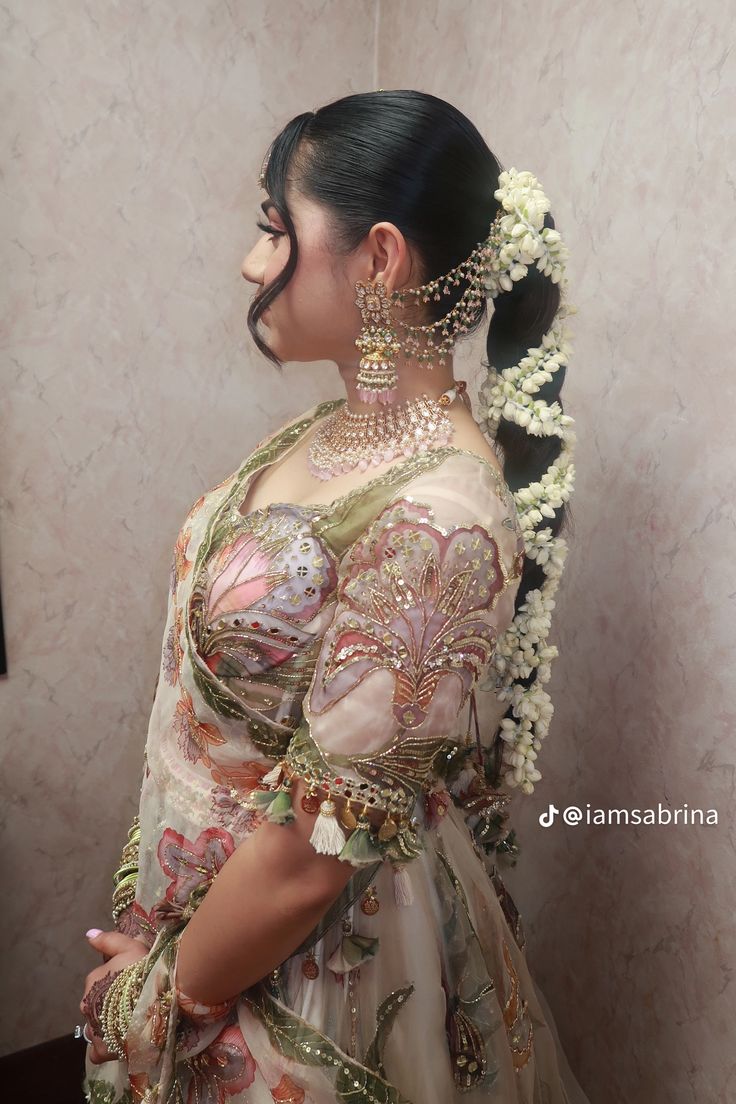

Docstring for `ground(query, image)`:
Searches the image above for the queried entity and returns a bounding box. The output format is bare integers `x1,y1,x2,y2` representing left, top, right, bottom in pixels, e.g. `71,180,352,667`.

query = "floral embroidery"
270,1073,306,1102
187,493,207,522
176,985,238,1027
163,606,185,686
117,900,158,947
490,868,526,953
184,1023,257,1102
137,968,175,1053
86,436,561,1104
501,939,534,1072
170,524,194,598
209,760,271,835
308,499,510,729
210,759,271,792
153,826,235,925
173,687,227,767
82,1078,134,1103
148,991,173,1051
128,1071,151,1101
189,509,339,684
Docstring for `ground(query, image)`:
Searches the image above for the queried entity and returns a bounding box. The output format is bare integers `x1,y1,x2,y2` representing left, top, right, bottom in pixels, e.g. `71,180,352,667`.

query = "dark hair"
249,89,572,780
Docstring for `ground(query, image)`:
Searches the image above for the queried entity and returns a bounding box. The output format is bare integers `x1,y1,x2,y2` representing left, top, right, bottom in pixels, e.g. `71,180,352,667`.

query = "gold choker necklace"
307,381,467,481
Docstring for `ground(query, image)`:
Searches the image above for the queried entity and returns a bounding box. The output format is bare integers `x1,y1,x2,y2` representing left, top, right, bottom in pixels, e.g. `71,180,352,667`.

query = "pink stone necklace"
306,381,467,482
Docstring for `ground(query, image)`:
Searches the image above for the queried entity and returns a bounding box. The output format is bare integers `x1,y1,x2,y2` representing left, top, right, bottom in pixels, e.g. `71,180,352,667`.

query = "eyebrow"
260,199,277,216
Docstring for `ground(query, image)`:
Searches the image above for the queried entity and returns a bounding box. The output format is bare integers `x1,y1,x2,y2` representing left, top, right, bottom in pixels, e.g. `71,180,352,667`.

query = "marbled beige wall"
377,2,736,1101
2,1,734,1099
0,0,377,1054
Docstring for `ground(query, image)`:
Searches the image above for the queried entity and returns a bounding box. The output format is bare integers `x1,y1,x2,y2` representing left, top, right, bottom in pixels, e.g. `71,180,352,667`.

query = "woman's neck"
336,354,456,414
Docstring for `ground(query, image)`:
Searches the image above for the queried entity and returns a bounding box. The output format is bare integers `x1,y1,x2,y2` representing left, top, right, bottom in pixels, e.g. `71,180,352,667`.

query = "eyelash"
256,219,285,239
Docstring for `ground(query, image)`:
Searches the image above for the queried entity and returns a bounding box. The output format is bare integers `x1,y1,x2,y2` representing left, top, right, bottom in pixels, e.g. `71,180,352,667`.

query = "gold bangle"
111,816,141,922
111,873,138,923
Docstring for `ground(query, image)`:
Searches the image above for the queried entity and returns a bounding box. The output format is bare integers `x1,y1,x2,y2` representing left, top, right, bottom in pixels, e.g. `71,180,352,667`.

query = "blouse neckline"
233,399,511,522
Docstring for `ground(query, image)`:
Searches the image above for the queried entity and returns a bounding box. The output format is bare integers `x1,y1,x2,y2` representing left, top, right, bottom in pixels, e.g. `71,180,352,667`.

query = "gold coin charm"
301,788,321,815
302,950,319,979
360,886,380,915
340,797,358,831
378,814,398,842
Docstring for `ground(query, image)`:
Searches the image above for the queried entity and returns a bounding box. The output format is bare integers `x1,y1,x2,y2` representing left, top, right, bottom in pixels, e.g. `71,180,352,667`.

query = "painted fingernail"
86,928,103,938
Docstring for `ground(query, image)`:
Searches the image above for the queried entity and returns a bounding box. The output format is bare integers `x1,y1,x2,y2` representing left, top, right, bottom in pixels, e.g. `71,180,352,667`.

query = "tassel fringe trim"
392,863,414,906
310,798,347,854
245,766,423,873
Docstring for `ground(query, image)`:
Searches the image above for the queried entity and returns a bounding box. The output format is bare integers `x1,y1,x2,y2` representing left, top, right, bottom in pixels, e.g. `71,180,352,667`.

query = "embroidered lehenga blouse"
83,399,589,1104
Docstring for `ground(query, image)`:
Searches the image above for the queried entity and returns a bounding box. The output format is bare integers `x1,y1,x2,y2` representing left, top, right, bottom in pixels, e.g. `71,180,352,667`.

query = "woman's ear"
365,220,413,294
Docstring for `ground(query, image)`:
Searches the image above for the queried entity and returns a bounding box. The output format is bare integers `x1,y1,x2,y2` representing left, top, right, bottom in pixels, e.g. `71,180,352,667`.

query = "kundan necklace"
307,380,468,481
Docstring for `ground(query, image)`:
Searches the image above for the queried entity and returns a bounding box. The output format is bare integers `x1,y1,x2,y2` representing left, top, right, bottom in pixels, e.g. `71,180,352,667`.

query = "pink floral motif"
208,531,289,621
210,787,263,836
173,687,227,767
185,1023,257,1103
309,499,508,729
188,513,339,686
153,826,235,925
210,759,271,792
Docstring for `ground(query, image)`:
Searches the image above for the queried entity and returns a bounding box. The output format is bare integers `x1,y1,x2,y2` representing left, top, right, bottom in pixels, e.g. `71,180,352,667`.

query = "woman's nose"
241,245,264,284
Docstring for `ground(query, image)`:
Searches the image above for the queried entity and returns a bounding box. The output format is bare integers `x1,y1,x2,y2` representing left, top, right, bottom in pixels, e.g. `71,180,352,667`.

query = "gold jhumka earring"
353,279,402,404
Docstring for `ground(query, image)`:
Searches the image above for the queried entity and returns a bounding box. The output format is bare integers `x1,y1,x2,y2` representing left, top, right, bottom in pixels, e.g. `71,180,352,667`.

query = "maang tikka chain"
354,279,402,404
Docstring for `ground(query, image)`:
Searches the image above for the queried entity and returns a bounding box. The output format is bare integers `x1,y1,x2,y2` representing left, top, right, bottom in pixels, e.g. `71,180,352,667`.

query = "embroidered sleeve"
247,476,525,868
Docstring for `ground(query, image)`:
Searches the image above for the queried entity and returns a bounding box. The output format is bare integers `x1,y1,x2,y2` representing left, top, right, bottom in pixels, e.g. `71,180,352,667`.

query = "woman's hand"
80,929,149,1065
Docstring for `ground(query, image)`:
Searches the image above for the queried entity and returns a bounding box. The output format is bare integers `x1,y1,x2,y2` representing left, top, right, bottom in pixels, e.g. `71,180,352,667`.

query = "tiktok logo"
539,803,559,827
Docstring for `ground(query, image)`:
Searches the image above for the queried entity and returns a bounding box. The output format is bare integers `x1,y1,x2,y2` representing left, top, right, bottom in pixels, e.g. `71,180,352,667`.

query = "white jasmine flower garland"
475,167,577,796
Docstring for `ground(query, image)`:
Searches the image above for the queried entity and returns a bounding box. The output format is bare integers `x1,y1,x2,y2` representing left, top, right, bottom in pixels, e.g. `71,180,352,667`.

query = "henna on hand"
81,969,119,1038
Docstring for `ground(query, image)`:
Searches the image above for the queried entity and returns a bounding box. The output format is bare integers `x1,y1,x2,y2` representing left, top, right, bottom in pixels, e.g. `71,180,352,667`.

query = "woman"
79,90,586,1103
